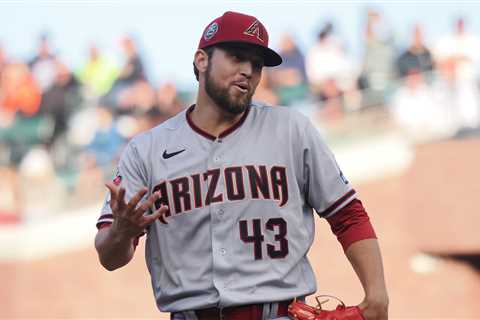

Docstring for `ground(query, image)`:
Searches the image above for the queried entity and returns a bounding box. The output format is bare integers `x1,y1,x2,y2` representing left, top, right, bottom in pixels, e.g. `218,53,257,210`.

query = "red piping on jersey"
96,214,113,228
186,104,250,140
326,198,377,251
321,189,356,217
97,222,112,229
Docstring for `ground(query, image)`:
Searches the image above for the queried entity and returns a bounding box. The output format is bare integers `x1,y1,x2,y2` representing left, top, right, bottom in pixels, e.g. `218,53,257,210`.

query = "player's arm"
326,200,388,320
297,112,388,318
94,224,137,271
345,238,388,320
95,183,168,271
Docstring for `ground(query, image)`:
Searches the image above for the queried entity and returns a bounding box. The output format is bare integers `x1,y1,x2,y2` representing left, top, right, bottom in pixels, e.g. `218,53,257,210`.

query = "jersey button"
218,209,224,216
220,248,226,255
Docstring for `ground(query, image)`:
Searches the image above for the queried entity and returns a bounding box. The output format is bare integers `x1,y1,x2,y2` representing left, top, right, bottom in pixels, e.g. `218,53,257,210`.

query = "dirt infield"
1,138,479,319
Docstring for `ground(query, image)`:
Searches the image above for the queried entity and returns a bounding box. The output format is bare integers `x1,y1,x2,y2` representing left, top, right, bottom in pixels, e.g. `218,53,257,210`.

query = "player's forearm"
94,227,136,271
345,238,388,299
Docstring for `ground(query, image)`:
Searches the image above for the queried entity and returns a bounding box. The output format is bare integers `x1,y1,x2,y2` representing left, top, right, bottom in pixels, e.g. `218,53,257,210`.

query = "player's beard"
204,64,253,115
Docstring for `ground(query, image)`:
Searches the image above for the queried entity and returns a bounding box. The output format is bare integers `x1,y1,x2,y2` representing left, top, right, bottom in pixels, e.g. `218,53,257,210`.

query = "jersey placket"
207,136,231,306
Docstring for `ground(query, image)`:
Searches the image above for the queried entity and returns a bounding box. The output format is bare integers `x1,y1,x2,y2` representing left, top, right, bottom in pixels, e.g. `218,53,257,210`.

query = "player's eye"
231,53,244,61
252,60,263,71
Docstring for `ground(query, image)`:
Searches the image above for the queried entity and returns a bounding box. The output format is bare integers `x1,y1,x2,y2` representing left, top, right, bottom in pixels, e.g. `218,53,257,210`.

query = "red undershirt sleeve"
326,198,377,251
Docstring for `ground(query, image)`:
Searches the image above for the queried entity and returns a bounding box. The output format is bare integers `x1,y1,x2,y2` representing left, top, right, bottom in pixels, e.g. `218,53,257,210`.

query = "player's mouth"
232,81,250,94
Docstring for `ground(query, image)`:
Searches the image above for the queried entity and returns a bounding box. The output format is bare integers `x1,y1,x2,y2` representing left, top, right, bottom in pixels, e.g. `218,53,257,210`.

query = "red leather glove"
288,295,364,320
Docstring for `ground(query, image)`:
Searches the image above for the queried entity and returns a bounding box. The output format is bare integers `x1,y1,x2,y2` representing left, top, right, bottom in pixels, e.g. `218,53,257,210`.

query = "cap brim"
262,47,283,67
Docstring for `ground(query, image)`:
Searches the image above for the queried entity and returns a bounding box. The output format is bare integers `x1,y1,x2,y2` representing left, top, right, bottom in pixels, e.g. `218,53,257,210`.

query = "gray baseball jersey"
96,103,356,313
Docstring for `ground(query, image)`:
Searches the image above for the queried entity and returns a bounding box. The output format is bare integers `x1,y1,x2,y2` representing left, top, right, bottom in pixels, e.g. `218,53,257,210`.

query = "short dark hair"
193,46,216,81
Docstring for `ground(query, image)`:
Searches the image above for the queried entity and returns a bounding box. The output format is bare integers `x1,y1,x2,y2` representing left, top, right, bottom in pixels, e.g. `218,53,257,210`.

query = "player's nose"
238,60,253,79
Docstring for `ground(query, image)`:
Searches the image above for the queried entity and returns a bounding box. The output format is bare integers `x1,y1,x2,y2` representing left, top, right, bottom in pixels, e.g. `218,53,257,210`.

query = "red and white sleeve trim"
96,214,114,229
320,189,357,218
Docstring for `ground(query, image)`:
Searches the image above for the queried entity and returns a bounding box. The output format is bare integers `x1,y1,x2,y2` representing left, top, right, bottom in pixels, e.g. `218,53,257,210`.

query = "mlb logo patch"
113,174,122,186
204,22,218,41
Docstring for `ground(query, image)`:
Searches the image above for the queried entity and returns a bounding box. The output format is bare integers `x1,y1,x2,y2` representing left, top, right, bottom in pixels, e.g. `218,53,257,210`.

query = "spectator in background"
433,17,480,129
156,81,185,118
0,45,11,111
116,79,156,115
391,70,453,141
0,44,7,79
0,61,45,169
77,44,119,98
103,35,147,112
28,33,57,93
74,104,126,204
0,45,16,222
396,24,434,80
435,18,480,81
84,105,125,168
269,33,308,105
391,24,450,141
134,107,166,134
0,62,42,124
253,73,280,106
118,81,188,133
116,35,146,85
358,9,396,108
40,59,83,148
0,62,43,222
306,22,358,117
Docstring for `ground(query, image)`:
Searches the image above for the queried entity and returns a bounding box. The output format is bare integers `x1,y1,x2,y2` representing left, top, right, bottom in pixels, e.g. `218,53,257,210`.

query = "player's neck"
193,92,245,138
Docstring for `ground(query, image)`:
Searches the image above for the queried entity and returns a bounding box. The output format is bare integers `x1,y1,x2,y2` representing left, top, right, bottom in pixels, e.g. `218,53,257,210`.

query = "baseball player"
95,11,389,320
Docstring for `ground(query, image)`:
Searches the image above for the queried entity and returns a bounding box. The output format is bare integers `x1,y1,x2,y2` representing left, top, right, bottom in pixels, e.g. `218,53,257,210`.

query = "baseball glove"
287,295,364,320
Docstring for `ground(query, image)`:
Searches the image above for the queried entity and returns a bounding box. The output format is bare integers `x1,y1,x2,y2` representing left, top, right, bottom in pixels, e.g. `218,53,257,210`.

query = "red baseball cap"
198,11,282,67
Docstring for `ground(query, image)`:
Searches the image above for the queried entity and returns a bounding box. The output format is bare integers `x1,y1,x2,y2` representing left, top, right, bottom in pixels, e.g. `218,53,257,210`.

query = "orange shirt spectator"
0,63,42,117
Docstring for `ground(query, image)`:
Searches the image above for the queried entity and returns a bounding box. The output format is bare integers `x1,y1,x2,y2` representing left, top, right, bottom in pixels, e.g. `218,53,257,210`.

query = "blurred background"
1,1,479,319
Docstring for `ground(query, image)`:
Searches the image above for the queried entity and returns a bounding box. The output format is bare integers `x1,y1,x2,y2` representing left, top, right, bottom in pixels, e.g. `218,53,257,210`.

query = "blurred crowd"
0,33,187,221
259,11,480,134
1,9,480,223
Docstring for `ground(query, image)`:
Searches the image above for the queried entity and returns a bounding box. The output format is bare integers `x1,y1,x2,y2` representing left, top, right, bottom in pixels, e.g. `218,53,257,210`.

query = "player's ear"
194,49,209,74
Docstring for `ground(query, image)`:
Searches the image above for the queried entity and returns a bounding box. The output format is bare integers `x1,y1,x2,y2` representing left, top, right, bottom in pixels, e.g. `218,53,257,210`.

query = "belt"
191,300,292,320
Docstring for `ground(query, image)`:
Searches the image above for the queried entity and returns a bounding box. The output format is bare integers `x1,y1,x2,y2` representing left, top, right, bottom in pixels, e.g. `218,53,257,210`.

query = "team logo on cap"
204,22,219,41
243,20,264,42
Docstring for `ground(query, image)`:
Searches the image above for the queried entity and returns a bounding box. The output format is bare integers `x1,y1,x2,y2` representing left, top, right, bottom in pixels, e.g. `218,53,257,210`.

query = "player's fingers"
105,182,118,203
158,206,170,225
144,205,169,225
105,182,120,212
116,187,127,210
126,187,148,213
133,192,160,218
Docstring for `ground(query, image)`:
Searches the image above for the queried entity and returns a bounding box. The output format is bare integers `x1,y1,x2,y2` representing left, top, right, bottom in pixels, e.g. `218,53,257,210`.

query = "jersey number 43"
239,218,289,260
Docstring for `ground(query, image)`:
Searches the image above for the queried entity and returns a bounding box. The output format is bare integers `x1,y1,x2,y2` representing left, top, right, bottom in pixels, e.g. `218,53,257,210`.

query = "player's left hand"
358,293,389,320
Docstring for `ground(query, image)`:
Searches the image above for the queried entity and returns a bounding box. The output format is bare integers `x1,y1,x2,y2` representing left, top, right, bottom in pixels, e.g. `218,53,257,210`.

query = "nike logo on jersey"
162,149,186,159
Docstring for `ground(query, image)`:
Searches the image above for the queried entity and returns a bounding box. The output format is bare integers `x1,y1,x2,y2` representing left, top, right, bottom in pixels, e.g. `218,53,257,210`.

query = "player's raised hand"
105,182,169,238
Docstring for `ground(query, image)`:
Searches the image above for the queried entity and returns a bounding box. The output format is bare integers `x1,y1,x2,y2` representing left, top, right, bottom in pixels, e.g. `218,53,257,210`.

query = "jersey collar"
186,104,250,141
